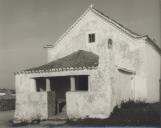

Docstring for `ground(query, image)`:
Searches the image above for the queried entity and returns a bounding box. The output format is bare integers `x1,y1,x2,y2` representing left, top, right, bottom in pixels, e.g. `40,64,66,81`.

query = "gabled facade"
14,5,161,121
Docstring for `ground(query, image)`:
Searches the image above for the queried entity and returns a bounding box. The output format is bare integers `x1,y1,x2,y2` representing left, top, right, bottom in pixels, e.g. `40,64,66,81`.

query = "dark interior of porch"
35,75,89,115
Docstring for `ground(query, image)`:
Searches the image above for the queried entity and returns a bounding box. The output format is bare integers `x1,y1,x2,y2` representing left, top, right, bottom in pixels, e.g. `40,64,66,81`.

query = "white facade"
14,6,161,121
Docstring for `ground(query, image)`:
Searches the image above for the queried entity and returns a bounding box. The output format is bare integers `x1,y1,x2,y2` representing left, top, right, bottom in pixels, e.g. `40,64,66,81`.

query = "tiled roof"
16,50,98,74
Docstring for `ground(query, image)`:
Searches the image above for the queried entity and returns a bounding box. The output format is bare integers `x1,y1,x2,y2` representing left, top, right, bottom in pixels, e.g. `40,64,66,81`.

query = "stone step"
49,111,68,120
40,120,67,126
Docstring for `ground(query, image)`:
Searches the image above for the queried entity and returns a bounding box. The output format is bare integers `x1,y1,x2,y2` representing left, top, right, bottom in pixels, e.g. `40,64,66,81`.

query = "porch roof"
16,50,98,74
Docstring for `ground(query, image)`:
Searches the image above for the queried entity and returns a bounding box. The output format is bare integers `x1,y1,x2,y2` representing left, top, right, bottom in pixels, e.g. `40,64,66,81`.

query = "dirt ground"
0,110,14,127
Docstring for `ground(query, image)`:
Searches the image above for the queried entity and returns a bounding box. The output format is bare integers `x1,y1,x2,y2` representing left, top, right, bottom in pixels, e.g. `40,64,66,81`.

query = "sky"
0,0,160,89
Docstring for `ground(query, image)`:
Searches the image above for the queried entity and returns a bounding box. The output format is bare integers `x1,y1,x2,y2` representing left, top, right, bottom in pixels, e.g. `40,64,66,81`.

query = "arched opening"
108,38,113,49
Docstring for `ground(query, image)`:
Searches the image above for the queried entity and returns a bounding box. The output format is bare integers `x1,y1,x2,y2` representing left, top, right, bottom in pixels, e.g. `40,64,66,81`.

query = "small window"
75,75,88,91
88,33,95,43
108,38,113,49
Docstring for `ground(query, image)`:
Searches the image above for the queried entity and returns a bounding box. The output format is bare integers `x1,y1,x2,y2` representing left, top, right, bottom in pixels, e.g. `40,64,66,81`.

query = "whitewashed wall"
144,43,160,102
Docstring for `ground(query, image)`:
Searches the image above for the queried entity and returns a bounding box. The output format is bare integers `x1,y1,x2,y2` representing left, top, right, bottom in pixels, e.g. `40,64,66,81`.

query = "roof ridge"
44,5,160,54
45,5,147,48
90,7,146,38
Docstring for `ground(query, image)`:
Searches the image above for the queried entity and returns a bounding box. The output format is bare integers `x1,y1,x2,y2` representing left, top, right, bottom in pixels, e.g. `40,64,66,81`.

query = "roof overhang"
15,50,98,75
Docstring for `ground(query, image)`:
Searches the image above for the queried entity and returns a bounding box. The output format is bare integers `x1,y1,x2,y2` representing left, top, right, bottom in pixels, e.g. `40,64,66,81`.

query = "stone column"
88,75,90,91
31,78,37,92
46,78,51,91
70,76,75,91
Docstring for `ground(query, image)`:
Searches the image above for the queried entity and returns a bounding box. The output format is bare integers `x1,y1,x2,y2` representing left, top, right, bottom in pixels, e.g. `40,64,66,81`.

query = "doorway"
50,76,70,114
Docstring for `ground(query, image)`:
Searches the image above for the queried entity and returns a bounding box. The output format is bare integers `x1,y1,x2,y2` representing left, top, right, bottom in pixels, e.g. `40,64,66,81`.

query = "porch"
15,50,98,121
31,75,89,117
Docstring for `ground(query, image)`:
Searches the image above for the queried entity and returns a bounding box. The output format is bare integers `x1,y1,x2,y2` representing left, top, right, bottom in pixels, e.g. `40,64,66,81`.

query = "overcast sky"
0,0,160,89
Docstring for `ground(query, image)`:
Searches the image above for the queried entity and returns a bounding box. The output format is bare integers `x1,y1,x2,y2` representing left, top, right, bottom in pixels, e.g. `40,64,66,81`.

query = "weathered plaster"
15,75,56,121
66,91,112,119
144,42,161,102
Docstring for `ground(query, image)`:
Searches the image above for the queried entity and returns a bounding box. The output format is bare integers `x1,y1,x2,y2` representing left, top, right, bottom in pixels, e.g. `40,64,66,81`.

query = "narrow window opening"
108,38,113,49
88,33,95,43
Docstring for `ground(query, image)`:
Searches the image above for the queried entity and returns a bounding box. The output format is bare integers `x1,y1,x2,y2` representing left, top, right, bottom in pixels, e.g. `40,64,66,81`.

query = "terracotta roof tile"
19,50,98,74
